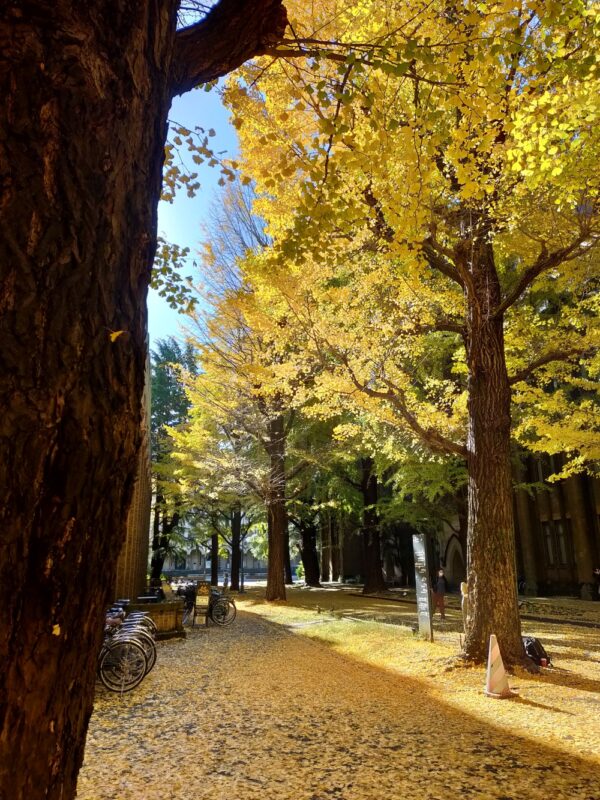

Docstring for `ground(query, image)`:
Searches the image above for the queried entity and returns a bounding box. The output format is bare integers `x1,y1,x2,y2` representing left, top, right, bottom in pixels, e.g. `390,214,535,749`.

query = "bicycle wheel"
98,639,148,692
210,598,236,626
127,613,157,634
115,628,157,673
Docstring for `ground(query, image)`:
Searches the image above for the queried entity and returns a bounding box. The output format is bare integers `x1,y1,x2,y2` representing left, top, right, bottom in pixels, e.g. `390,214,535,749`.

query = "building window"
542,521,555,565
554,520,569,565
541,518,573,568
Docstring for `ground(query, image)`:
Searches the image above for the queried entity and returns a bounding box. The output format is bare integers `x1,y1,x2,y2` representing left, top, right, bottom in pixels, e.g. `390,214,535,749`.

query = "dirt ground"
77,587,600,800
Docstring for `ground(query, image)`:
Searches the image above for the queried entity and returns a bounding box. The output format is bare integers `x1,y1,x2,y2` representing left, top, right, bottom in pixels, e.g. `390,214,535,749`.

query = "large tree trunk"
360,457,386,594
0,5,177,798
299,523,321,587
230,505,242,591
0,4,287,798
265,415,287,600
461,239,523,664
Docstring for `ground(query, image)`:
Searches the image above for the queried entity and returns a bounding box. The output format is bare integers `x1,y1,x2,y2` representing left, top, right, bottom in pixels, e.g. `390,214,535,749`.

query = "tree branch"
508,348,593,386
170,0,288,96
339,353,467,459
421,238,465,288
494,235,597,318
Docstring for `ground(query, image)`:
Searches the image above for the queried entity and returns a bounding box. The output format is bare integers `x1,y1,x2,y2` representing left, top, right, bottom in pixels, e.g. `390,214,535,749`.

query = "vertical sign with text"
412,533,434,642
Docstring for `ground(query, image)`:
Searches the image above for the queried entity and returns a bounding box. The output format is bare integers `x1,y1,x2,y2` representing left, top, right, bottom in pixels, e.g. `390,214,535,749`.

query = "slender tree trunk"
320,513,331,582
265,415,287,600
150,502,163,585
149,499,179,585
360,457,386,594
284,527,294,584
299,523,321,587
461,240,523,664
230,506,242,591
331,516,341,582
211,534,219,586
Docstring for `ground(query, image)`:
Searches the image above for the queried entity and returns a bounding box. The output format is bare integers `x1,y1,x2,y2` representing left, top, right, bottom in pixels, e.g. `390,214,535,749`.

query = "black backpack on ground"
522,636,552,666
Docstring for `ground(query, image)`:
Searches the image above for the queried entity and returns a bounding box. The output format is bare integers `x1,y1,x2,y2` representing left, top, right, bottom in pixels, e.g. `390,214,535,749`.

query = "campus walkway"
77,606,599,800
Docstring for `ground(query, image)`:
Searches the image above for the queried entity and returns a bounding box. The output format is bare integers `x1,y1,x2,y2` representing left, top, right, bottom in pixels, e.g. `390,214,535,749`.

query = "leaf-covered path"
78,611,598,800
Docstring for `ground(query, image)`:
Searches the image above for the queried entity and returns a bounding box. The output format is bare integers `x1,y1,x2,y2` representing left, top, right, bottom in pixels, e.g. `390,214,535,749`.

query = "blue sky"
148,86,238,347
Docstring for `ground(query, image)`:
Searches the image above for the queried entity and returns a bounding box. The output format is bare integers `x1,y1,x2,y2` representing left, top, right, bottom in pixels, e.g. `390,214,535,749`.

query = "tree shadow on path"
79,611,599,800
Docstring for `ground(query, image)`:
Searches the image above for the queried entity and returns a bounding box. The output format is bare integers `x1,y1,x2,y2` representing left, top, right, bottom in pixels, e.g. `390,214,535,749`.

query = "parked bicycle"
179,582,237,627
209,586,237,626
98,603,158,693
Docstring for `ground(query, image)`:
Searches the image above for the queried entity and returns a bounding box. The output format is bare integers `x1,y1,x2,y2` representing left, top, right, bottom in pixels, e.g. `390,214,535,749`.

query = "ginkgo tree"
224,0,600,663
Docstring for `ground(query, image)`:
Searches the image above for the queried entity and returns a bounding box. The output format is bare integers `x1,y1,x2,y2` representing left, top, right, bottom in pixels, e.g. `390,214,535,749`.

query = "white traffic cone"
484,634,516,699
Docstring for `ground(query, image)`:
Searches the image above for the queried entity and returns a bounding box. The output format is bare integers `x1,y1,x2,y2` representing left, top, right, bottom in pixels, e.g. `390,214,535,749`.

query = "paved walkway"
78,611,598,800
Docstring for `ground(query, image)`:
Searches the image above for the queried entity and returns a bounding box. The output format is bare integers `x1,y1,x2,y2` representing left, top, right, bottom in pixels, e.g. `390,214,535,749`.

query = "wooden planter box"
127,599,185,640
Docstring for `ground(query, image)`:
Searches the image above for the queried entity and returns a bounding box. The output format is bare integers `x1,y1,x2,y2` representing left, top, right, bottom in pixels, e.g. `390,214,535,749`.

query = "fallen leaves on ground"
77,588,600,800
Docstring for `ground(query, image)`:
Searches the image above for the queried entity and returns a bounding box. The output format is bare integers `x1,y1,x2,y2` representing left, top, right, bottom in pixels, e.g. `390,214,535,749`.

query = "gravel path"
77,612,598,800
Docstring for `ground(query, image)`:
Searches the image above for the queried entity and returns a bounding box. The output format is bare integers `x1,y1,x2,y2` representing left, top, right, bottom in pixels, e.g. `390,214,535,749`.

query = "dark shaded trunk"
299,523,321,587
265,415,287,600
320,514,331,582
0,3,287,798
460,238,522,664
230,506,241,591
360,458,386,594
331,516,341,582
284,527,294,584
210,534,219,586
150,503,163,584
149,494,179,586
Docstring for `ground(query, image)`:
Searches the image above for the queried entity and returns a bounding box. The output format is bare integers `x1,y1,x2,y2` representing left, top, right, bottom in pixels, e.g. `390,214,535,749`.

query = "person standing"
432,568,448,619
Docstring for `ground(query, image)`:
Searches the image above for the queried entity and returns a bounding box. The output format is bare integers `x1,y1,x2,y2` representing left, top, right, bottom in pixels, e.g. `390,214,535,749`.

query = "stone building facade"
439,458,600,598
514,458,600,597
113,354,152,600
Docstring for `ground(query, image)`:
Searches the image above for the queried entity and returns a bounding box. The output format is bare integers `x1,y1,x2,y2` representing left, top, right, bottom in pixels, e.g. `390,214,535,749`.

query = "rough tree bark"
360,457,387,594
265,414,287,600
0,2,287,798
460,236,523,664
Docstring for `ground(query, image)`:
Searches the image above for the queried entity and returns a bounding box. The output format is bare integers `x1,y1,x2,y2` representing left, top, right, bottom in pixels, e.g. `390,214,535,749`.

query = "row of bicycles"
97,583,237,694
97,602,157,693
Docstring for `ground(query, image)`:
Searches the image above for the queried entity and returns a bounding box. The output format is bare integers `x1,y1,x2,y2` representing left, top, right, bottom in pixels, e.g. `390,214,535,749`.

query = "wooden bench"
193,581,211,627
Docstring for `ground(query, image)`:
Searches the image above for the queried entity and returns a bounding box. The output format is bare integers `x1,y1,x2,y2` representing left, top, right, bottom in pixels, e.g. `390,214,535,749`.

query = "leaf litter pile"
77,588,600,800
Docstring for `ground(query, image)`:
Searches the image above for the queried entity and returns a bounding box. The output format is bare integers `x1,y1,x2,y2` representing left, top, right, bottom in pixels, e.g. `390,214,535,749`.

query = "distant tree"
150,338,197,583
